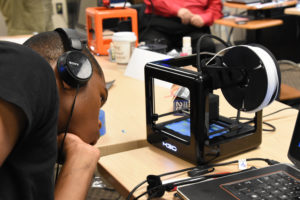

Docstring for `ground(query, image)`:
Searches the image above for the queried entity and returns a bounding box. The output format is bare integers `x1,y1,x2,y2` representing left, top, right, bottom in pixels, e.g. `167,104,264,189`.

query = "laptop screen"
288,110,300,168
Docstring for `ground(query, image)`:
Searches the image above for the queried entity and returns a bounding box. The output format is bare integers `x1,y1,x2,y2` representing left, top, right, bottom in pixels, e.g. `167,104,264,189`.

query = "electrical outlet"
56,3,63,14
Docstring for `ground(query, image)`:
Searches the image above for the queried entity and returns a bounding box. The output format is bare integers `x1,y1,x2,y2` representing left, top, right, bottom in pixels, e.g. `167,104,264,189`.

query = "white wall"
0,0,68,36
52,0,69,28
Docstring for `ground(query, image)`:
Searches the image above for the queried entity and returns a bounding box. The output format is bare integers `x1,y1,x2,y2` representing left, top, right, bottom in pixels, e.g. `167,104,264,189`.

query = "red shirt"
144,0,223,26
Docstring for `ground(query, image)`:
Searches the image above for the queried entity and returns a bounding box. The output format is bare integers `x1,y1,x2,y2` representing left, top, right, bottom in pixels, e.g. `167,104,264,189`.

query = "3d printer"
145,39,281,165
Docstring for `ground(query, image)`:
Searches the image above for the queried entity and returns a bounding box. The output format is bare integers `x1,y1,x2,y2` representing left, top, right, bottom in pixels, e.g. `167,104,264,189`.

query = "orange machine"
86,7,138,55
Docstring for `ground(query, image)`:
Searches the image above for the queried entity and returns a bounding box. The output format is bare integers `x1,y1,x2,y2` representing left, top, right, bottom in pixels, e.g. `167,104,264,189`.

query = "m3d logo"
162,142,177,152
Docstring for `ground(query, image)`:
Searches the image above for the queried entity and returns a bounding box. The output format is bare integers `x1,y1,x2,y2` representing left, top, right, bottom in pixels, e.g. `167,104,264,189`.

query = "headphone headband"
55,28,92,88
55,28,83,51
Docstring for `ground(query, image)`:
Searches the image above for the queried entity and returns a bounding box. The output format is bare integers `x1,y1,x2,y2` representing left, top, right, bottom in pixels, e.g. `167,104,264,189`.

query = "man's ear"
53,64,75,91
61,80,73,90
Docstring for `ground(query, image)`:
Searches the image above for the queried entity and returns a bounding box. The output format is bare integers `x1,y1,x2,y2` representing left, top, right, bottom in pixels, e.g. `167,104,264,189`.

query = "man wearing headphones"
0,28,108,199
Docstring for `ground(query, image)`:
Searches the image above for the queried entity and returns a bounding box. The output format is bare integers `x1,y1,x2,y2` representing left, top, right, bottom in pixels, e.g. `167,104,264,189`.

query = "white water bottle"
182,36,192,55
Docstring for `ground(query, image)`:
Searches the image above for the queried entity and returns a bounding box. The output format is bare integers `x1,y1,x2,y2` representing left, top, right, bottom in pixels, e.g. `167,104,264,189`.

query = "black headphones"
54,28,93,181
55,28,93,88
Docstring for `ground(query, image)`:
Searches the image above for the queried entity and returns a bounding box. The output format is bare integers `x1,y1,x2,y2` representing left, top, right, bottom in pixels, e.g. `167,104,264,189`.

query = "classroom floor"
87,172,124,200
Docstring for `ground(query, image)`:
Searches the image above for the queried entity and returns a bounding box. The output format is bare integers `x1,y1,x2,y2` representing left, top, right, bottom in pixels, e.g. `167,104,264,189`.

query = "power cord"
231,116,276,132
263,107,295,118
127,157,279,200
196,34,230,73
55,85,80,183
143,166,257,200
125,165,200,200
225,10,248,44
278,60,300,68
230,107,295,132
123,0,128,8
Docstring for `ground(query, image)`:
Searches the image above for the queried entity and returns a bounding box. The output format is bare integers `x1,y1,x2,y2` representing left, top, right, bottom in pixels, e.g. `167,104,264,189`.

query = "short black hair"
23,31,104,78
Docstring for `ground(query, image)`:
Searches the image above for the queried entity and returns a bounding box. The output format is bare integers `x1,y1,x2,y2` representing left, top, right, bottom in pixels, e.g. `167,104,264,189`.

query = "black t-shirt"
0,41,59,199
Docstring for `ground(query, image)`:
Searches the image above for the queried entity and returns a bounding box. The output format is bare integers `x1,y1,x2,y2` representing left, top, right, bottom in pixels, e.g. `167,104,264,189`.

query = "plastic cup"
112,32,136,64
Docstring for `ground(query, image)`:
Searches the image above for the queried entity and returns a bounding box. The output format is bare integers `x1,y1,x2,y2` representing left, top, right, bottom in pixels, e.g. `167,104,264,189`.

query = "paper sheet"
125,48,173,88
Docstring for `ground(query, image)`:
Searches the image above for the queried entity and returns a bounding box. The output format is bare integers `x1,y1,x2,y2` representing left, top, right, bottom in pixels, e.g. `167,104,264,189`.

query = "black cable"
230,107,295,132
202,157,278,169
236,109,241,123
123,0,128,8
126,165,201,200
226,10,248,44
227,27,234,45
263,107,295,118
135,158,276,200
196,34,230,73
126,180,147,200
134,190,149,200
143,167,258,200
229,116,275,132
115,194,122,200
55,85,80,183
158,166,198,177
102,187,116,192
262,121,276,132
128,157,278,199
139,176,214,199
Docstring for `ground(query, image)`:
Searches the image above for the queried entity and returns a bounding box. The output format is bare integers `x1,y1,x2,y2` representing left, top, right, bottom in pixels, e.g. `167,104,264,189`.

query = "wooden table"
214,18,283,30
94,56,149,156
94,56,180,156
280,83,300,101
98,113,298,199
214,0,297,42
284,6,300,15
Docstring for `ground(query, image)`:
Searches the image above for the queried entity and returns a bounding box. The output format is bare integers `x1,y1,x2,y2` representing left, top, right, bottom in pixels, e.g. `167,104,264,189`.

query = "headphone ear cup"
57,51,93,88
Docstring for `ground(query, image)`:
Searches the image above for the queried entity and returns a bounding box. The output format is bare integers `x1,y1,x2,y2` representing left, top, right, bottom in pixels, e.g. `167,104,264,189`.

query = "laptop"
177,111,300,200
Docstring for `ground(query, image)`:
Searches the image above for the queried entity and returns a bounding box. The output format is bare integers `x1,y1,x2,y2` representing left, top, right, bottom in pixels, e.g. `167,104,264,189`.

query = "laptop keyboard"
221,171,300,199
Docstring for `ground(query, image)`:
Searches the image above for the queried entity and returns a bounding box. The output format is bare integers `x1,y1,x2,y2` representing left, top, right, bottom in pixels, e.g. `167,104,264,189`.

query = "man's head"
24,29,108,145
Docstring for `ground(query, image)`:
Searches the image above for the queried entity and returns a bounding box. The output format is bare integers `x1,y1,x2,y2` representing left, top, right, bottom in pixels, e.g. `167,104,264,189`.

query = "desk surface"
284,6,300,15
214,18,283,29
280,83,300,101
94,56,149,156
215,0,297,29
98,114,298,199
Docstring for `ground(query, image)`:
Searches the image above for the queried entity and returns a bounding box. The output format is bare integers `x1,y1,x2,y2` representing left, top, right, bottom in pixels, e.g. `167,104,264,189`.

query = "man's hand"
55,133,100,200
57,133,100,164
190,14,204,28
177,8,193,25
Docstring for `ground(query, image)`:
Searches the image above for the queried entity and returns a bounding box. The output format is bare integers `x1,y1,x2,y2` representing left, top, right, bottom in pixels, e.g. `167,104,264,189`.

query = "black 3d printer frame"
145,55,262,165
